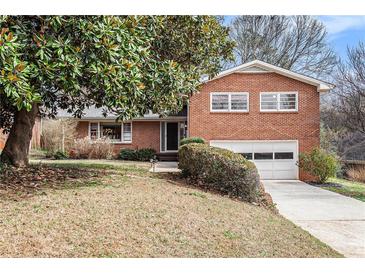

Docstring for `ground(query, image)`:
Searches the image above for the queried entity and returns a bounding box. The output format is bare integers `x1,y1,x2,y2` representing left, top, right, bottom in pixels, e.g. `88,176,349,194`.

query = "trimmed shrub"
136,148,156,161
180,137,205,146
119,148,156,161
298,147,338,183
178,143,261,203
119,148,138,161
70,137,113,159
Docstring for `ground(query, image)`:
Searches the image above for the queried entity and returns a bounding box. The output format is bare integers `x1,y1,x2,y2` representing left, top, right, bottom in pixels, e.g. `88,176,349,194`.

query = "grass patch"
0,160,342,257
183,192,207,198
322,177,365,202
223,230,240,240
30,159,150,176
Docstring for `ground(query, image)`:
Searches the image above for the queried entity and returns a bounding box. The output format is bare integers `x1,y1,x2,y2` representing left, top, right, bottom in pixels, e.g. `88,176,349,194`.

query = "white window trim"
260,91,298,112
88,121,132,144
121,122,133,144
210,92,249,113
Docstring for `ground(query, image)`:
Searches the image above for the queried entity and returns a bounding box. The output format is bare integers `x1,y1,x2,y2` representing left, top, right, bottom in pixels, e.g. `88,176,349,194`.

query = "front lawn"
323,177,365,202
0,160,341,257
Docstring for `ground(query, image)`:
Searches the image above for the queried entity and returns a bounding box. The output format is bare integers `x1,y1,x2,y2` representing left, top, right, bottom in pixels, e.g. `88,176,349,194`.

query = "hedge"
119,148,156,161
180,137,205,146
178,143,261,202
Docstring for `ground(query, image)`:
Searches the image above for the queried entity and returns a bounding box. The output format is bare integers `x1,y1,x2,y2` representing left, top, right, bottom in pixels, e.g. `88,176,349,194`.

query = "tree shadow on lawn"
0,164,111,201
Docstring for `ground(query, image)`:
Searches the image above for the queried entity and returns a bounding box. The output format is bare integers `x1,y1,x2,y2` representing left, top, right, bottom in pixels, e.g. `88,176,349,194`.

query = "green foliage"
136,148,156,161
119,149,138,161
178,143,261,202
223,230,240,239
53,150,69,160
180,137,205,146
0,16,234,132
298,147,338,183
119,148,156,161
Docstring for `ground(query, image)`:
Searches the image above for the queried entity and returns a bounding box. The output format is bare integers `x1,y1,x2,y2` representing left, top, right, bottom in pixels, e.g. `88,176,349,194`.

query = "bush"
298,147,338,183
119,148,138,161
119,148,156,161
136,148,156,161
178,143,261,203
53,150,69,160
180,137,205,146
347,166,365,183
70,137,113,159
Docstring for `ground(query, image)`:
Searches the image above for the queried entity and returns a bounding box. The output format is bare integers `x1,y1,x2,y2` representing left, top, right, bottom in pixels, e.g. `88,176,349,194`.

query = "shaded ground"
0,160,341,257
0,164,107,200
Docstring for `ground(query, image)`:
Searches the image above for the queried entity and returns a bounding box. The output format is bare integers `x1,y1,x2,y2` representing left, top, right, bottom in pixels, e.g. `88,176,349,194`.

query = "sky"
224,16,365,60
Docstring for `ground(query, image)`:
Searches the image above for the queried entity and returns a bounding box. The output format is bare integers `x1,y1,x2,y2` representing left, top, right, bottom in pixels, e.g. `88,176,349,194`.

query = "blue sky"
224,16,365,60
318,16,365,58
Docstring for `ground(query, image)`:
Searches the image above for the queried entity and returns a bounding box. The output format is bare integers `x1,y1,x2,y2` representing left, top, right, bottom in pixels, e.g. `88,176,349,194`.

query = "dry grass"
347,166,365,183
0,162,342,258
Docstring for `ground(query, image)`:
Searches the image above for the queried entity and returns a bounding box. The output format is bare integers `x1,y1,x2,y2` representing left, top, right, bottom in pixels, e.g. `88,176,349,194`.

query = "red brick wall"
76,121,161,154
189,72,320,181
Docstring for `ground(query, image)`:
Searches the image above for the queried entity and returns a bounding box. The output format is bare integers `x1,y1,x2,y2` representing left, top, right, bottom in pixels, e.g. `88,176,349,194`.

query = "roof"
56,106,187,121
204,60,333,92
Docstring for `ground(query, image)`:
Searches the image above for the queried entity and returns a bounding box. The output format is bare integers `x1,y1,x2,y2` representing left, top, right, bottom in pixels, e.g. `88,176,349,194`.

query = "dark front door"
166,122,179,151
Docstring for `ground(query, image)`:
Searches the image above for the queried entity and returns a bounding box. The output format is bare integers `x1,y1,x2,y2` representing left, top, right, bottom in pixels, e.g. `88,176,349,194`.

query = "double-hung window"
211,92,249,112
89,122,132,143
260,92,298,112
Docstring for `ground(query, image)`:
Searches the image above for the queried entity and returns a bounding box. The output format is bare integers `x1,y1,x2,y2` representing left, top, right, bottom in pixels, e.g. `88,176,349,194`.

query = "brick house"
60,60,331,180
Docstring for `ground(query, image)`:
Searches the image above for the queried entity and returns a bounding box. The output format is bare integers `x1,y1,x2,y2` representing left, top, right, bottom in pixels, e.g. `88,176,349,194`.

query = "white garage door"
210,140,298,180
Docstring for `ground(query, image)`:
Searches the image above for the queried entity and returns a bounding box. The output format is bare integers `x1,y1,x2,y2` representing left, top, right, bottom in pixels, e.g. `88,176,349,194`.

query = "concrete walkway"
149,161,180,173
262,180,365,257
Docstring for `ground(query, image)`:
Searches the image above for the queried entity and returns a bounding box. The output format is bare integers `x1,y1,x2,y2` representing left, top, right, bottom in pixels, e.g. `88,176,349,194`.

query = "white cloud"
320,16,365,35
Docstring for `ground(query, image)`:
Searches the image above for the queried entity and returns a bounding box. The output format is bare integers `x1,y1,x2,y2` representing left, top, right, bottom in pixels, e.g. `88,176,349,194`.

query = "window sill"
210,111,249,114
90,140,132,144
260,110,298,113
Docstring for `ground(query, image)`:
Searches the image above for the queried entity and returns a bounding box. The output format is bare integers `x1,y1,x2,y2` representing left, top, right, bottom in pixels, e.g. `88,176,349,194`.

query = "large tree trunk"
0,103,39,167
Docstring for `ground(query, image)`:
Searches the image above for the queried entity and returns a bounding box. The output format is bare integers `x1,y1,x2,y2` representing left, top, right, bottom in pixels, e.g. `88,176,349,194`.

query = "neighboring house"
58,60,332,181
0,117,42,150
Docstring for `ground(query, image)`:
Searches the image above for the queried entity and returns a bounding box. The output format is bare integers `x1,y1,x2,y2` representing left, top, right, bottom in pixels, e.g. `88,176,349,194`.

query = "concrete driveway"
262,180,365,257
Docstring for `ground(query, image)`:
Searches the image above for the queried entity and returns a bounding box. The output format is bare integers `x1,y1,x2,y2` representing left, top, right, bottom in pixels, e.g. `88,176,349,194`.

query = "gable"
238,65,269,72
205,60,332,92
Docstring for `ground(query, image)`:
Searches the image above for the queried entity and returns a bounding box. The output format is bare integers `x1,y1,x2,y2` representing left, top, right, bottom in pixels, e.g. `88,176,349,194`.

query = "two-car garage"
210,140,299,180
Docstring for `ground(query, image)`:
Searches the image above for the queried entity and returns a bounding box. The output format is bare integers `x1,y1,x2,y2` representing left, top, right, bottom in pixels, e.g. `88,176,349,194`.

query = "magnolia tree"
0,16,234,166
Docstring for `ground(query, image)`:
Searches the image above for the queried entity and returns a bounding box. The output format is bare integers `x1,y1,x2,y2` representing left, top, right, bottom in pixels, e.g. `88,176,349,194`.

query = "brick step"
157,153,178,162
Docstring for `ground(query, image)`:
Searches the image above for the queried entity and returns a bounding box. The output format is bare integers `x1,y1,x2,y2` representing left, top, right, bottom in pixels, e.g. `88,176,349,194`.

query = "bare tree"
230,16,337,78
335,42,365,134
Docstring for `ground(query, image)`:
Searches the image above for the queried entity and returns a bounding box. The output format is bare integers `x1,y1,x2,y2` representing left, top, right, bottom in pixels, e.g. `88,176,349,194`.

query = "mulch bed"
0,165,107,200
306,181,343,188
